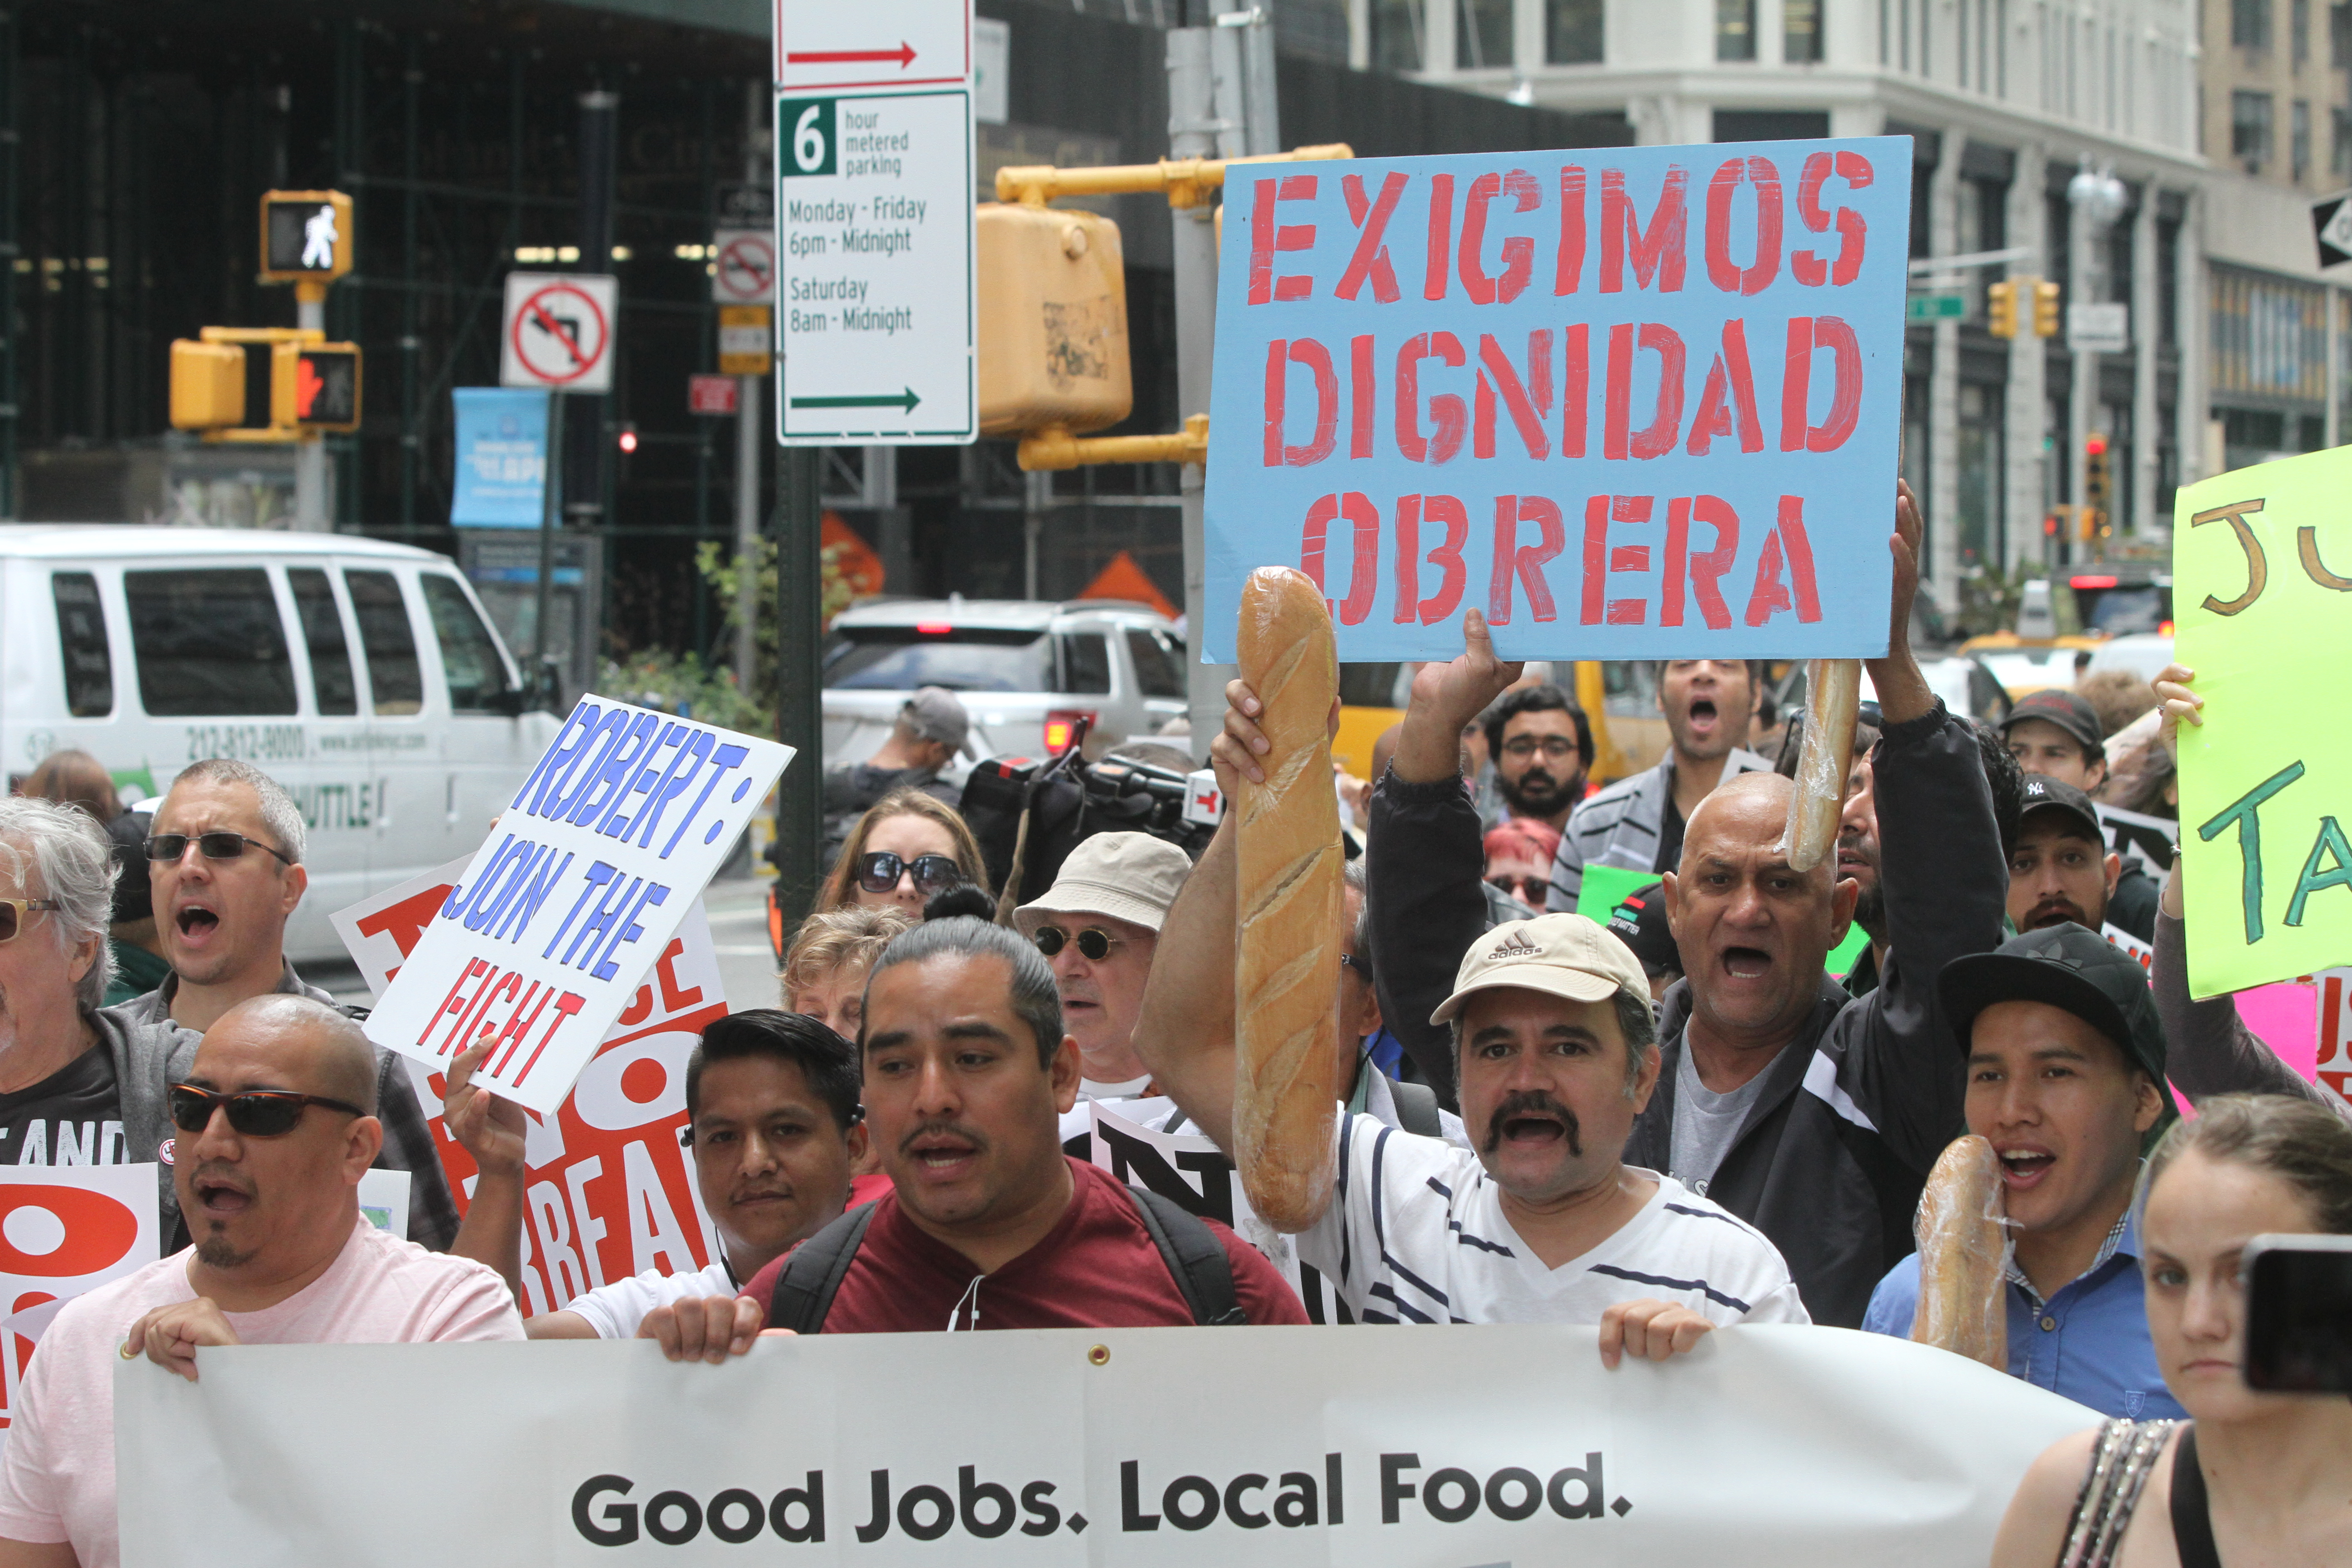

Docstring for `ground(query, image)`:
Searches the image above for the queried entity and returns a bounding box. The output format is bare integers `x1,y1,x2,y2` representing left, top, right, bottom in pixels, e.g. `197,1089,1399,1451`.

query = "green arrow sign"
1906,293,1967,321
789,387,921,413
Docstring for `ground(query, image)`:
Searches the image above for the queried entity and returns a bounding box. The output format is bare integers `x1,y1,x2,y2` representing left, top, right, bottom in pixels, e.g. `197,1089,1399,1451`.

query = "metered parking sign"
500,271,619,394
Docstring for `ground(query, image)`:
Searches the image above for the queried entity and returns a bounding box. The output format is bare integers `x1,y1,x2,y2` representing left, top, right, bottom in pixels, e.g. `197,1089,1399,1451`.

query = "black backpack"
766,1186,1250,1333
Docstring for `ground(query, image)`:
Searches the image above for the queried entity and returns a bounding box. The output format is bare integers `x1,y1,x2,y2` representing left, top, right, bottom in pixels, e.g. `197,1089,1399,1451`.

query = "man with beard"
1480,684,1591,831
1546,660,1771,909
1135,766,1804,1346
2006,777,2129,945
0,996,519,1568
743,916,1305,1332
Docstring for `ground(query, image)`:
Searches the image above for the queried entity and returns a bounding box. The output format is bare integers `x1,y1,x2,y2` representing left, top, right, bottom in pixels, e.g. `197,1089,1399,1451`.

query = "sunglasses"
1032,925,1123,961
0,898,60,945
167,1083,367,1137
856,851,964,897
146,832,294,867
1487,874,1550,905
1340,951,1375,983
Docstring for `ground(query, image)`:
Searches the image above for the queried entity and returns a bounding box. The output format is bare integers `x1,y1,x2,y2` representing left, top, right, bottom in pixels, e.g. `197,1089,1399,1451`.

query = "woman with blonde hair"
780,904,912,1042
1991,1093,2352,1567
814,788,988,917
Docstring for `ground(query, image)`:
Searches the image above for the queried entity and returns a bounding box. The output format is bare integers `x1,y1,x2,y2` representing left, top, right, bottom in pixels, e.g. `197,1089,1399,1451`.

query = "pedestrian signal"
169,340,247,431
289,344,362,431
260,190,354,283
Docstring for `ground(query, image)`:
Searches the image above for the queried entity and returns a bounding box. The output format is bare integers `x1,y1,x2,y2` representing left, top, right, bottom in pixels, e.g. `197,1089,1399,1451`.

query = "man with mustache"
1545,660,1771,909
1481,684,1591,831
2006,776,2127,942
1136,784,1803,1350
740,916,1305,1333
0,996,519,1568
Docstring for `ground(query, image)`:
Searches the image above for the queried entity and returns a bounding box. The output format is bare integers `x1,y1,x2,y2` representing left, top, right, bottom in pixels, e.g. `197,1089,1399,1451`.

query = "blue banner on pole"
451,387,551,529
1200,137,1911,663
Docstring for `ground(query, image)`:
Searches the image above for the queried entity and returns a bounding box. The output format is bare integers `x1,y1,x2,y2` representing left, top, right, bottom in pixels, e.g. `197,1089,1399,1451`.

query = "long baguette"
1911,1133,2009,1369
1232,567,1343,1233
1781,657,1861,872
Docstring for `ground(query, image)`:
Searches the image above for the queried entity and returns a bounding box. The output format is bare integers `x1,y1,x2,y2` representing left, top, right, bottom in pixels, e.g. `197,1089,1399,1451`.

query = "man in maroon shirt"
730,916,1304,1333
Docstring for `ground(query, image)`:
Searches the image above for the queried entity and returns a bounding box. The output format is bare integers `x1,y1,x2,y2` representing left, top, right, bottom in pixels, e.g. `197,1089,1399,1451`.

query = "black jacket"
1367,702,2005,1328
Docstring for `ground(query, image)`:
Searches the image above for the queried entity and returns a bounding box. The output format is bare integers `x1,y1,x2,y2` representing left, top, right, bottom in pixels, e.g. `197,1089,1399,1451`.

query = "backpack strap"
1125,1186,1247,1326
763,1201,880,1335
1388,1078,1441,1139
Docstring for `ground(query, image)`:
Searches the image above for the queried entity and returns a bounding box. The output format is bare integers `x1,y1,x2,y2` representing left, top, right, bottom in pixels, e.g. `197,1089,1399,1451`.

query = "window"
1547,0,1603,62
2295,0,2311,61
286,568,357,717
1718,0,1757,58
1124,629,1184,699
1456,0,1512,66
1784,0,1823,59
1369,0,1425,70
2295,99,2313,181
2233,0,2271,49
344,570,424,716
823,627,1054,693
2335,107,2352,176
2235,90,2275,169
50,573,112,719
422,577,516,713
1061,632,1112,696
2334,0,2350,64
124,569,296,717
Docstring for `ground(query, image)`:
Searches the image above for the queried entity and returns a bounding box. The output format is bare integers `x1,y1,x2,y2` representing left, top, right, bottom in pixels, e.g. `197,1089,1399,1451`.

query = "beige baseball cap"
1015,832,1192,935
1430,913,1651,1024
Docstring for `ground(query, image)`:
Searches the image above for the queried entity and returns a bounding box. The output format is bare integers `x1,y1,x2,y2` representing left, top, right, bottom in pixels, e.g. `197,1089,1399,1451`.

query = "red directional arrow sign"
785,40,916,67
774,0,967,89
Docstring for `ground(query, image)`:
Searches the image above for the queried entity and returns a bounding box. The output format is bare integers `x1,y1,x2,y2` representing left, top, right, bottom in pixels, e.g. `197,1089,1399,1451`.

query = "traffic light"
2033,279,2062,337
1986,278,2019,338
617,422,639,454
2084,432,2111,509
260,191,354,284
169,340,247,430
977,202,1132,437
290,343,362,431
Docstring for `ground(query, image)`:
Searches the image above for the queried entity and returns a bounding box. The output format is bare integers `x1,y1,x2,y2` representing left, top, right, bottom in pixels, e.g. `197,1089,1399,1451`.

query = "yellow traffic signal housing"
289,343,363,431
169,340,247,430
1986,279,2019,338
260,190,354,284
2033,279,2062,337
976,203,1132,438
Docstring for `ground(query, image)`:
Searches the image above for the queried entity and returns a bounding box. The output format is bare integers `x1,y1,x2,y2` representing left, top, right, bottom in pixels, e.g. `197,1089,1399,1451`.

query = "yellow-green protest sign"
2176,448,2352,998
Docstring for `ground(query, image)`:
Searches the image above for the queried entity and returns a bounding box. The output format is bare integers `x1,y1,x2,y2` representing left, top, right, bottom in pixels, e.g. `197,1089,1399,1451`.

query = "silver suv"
821,597,1189,772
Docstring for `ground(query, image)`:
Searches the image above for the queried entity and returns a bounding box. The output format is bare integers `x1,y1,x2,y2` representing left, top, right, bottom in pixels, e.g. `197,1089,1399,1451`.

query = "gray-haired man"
102,760,461,1254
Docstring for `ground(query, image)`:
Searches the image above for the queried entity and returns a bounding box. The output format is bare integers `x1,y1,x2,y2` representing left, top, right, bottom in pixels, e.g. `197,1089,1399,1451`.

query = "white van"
0,527,559,964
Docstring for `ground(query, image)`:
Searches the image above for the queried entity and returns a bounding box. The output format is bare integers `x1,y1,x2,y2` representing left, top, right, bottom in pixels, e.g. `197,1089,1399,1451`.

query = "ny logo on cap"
2025,779,2047,796
1489,931,1543,960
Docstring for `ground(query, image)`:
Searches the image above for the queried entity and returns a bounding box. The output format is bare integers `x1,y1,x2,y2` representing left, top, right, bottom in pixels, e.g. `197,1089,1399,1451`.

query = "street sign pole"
736,82,769,693
532,390,567,694
774,444,824,921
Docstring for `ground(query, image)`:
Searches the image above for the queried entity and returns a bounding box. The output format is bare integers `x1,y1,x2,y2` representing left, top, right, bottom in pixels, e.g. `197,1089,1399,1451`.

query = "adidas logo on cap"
1488,931,1543,960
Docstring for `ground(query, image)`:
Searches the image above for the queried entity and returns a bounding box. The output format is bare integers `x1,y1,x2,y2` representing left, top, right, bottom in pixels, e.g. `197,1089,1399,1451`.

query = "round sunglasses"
856,851,964,897
1031,925,1126,961
167,1083,367,1137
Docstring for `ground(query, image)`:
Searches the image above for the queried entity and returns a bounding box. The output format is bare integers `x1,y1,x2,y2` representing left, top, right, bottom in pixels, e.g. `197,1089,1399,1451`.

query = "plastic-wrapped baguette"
1911,1134,2009,1369
1231,567,1343,1233
1782,657,1862,872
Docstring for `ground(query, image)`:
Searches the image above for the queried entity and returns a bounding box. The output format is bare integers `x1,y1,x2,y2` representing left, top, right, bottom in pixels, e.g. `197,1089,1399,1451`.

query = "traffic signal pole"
294,281,328,529
735,82,766,690
1168,25,1230,760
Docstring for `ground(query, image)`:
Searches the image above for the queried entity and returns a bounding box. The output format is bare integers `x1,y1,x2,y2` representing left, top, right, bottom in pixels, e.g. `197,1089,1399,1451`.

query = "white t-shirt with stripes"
1295,1112,1811,1327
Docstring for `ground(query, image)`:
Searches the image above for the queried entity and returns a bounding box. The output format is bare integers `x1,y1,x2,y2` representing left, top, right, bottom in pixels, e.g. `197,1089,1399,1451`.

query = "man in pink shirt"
0,995,520,1568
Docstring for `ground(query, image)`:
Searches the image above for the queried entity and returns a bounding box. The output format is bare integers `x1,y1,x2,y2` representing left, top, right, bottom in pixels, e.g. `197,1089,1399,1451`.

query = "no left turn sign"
712,229,777,304
500,271,619,394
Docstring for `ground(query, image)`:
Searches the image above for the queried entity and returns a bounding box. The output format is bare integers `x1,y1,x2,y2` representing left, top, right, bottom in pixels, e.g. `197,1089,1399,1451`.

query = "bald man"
1356,484,2005,1326
0,996,520,1568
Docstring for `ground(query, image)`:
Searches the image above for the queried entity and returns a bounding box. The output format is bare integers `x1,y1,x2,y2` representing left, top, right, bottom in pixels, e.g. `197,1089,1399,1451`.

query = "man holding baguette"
1135,730,1805,1357
1357,484,2009,1329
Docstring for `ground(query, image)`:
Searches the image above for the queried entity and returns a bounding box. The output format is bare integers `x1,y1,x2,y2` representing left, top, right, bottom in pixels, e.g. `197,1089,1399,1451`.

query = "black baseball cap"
2016,774,2106,845
1939,923,2170,1099
2001,689,2105,755
1604,882,1680,976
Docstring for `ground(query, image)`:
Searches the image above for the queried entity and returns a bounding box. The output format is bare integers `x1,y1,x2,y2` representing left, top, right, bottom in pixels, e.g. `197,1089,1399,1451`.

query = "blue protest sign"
451,387,551,528
1200,138,1911,663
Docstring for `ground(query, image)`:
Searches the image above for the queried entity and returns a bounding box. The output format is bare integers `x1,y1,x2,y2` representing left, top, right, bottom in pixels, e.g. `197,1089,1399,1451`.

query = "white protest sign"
336,856,733,1311
362,697,790,1116
0,1165,159,1447
119,1327,2093,1567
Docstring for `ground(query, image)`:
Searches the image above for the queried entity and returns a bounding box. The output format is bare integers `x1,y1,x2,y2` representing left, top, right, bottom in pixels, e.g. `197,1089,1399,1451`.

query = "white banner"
336,858,732,1312
363,698,790,1114
1,1165,158,1446
118,1328,2094,1567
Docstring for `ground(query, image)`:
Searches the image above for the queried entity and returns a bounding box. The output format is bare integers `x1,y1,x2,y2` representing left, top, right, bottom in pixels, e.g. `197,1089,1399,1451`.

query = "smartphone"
2242,1234,2352,1393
